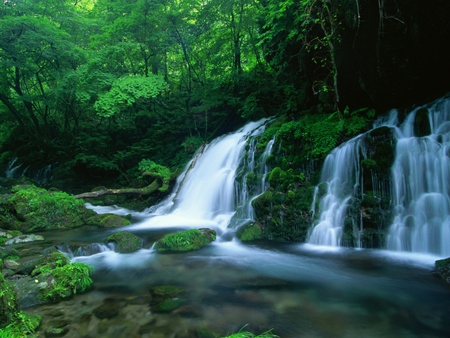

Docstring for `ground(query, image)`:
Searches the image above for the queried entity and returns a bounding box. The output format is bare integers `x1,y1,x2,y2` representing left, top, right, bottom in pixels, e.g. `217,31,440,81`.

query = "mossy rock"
154,228,216,253
106,231,143,253
30,251,70,276
153,297,185,313
236,222,262,241
149,285,184,299
0,266,21,328
86,213,131,228
433,257,450,284
5,185,93,233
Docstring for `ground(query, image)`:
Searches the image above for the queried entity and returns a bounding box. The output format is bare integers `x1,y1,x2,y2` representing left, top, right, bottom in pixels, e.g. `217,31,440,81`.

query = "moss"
153,297,185,313
0,266,21,328
236,223,262,241
6,185,90,232
86,213,131,228
106,231,143,253
39,261,94,302
154,228,216,253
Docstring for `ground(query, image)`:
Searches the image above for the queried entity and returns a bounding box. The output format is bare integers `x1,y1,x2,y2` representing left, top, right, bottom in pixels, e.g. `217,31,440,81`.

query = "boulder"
106,231,143,253
433,257,450,283
86,213,131,228
2,184,95,233
154,228,216,253
236,222,262,241
5,234,45,245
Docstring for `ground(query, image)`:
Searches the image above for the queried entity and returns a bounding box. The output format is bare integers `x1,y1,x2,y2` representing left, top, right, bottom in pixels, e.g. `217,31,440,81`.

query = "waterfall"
309,96,450,256
387,98,450,256
308,137,363,246
135,119,272,233
232,137,275,227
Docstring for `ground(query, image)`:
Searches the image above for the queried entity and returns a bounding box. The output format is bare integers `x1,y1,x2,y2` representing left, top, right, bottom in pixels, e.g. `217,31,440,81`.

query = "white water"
387,98,450,256
130,119,271,233
309,96,450,257
308,137,363,246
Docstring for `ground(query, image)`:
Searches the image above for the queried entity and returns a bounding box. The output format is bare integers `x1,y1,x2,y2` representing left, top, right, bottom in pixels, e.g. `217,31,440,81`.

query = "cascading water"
309,96,450,257
387,98,450,256
308,137,363,246
133,119,272,233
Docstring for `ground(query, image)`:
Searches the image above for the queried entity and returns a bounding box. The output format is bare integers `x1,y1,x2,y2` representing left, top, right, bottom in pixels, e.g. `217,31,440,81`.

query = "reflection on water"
28,227,450,338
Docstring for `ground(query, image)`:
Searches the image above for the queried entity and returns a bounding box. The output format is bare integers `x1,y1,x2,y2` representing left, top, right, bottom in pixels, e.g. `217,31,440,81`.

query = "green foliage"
221,326,279,338
94,75,169,117
0,312,41,338
138,159,172,185
40,262,94,300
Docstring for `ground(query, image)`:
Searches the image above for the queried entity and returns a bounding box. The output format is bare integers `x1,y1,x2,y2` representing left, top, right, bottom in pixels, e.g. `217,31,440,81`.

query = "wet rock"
106,231,143,253
0,245,19,260
154,228,216,252
149,285,185,304
93,303,120,319
433,257,450,283
86,213,131,228
174,304,203,318
5,234,45,244
236,222,262,241
44,327,69,337
138,318,157,334
48,318,70,328
3,259,20,270
153,297,185,313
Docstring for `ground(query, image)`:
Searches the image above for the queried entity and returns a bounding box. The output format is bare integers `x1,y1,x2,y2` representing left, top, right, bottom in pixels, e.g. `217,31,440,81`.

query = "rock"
86,213,131,228
433,257,450,283
106,231,143,253
44,327,69,337
4,184,94,233
236,222,262,241
0,271,21,327
153,297,185,313
3,259,20,270
149,285,184,303
5,234,45,244
174,304,203,318
154,228,216,252
93,303,120,319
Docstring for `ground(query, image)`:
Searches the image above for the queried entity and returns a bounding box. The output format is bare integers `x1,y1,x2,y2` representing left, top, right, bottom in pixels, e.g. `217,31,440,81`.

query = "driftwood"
74,180,161,199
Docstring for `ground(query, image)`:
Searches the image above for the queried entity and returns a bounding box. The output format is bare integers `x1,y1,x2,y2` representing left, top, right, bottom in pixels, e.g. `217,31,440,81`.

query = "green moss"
236,223,262,241
31,251,70,276
106,231,143,253
155,228,216,252
153,297,185,313
149,285,185,298
7,185,89,232
221,327,279,338
87,213,131,228
39,261,94,302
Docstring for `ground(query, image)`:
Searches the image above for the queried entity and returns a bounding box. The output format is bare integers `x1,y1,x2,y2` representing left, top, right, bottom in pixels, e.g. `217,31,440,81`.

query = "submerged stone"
154,228,216,252
106,231,143,253
93,303,120,319
153,297,185,313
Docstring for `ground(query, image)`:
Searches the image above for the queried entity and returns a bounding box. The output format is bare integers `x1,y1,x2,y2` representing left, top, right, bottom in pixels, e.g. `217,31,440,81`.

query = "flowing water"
309,96,450,256
22,113,450,337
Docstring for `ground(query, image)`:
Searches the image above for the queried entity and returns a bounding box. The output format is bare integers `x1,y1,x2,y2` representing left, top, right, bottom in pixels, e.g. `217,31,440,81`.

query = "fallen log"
74,180,161,199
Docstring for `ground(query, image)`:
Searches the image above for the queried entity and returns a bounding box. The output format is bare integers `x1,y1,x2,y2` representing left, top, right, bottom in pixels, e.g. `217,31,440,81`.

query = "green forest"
1,0,449,193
